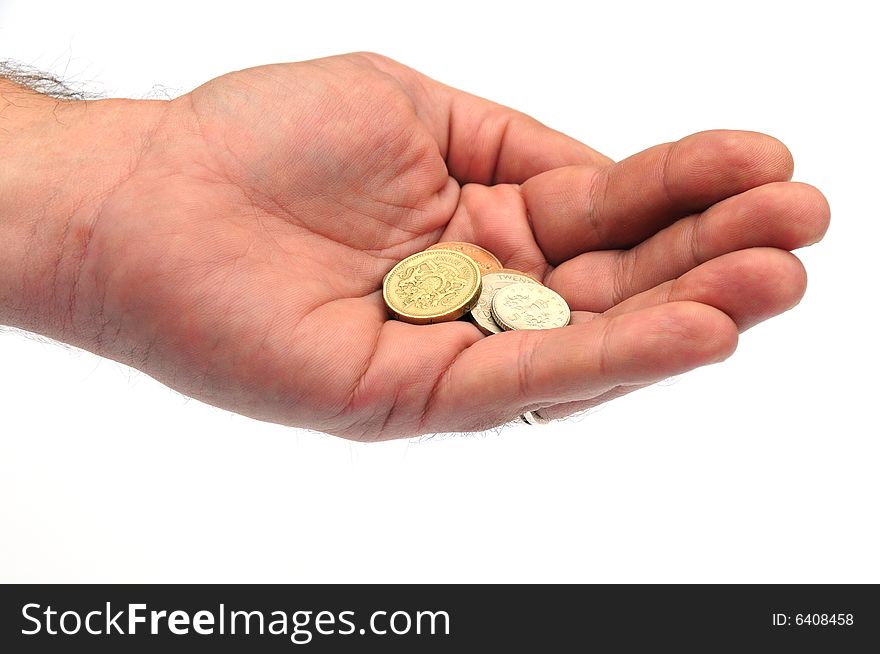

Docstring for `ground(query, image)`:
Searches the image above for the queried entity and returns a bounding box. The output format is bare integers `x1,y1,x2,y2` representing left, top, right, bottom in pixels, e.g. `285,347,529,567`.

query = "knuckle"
611,249,637,307
513,331,546,404
585,167,610,243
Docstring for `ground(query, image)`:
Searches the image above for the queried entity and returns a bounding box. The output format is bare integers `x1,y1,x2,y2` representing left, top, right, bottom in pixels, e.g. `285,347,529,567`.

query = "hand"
0,53,829,440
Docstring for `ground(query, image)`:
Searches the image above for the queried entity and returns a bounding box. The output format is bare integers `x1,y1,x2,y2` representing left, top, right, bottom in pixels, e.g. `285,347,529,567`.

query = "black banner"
1,584,876,651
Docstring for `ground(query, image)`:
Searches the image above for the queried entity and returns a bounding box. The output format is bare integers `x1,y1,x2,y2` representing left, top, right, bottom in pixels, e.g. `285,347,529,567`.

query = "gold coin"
490,283,571,331
470,271,541,335
383,250,482,324
427,242,503,275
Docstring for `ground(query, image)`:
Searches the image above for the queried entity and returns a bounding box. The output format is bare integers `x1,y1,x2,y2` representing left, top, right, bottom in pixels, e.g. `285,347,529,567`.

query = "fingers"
419,301,737,432
356,52,613,183
535,248,807,423
522,130,795,263
603,248,807,331
547,181,829,311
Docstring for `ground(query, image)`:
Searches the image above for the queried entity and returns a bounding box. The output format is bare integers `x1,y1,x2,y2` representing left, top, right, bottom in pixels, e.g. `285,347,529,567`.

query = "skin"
0,52,830,440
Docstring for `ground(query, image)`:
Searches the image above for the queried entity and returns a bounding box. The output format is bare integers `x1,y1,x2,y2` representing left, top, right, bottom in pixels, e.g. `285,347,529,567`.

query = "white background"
1,0,877,582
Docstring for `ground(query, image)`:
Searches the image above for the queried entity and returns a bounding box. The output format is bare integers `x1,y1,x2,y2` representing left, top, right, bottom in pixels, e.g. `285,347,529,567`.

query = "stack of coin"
382,242,570,333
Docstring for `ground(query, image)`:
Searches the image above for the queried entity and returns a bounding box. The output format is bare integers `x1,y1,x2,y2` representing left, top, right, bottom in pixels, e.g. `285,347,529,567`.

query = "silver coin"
469,271,541,335
490,283,570,331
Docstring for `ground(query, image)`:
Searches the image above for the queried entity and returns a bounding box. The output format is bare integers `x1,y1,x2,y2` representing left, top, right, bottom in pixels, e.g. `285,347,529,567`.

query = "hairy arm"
0,71,165,342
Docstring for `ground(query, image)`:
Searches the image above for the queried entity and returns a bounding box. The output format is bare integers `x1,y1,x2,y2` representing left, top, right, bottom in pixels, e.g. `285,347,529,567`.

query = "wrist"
0,78,167,342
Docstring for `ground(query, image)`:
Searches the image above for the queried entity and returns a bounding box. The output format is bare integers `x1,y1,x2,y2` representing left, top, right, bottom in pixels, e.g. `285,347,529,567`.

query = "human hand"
0,53,829,440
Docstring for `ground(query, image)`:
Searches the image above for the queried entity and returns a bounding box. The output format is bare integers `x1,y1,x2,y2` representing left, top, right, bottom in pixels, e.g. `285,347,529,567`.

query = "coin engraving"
470,271,541,335
490,283,570,331
499,268,542,282
427,242,503,275
394,259,467,310
383,250,482,324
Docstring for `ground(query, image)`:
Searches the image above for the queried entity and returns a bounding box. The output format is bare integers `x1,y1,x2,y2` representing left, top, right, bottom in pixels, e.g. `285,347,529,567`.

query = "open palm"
75,53,828,440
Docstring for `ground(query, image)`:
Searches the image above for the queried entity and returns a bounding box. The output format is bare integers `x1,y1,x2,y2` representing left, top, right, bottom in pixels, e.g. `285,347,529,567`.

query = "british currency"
490,283,571,331
381,243,566,428
383,249,482,324
470,271,541,335
427,242,503,275
499,268,542,283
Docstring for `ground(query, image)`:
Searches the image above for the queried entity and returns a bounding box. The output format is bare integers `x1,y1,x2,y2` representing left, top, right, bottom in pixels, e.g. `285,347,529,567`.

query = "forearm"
0,77,165,342
0,78,67,332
